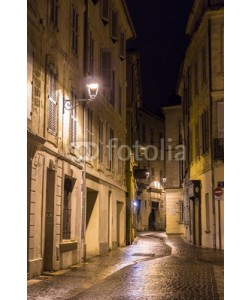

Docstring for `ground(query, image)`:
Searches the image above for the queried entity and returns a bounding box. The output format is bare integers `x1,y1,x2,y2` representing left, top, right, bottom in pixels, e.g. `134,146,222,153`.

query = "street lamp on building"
63,80,99,113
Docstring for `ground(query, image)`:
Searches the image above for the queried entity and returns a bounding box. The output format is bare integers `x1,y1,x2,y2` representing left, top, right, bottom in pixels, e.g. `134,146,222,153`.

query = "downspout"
208,19,216,249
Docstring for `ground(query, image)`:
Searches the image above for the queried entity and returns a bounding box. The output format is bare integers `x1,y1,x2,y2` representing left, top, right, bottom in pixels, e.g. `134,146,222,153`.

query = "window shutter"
217,102,224,138
111,70,115,106
101,0,109,22
27,39,33,120
106,125,111,168
71,8,78,53
119,31,125,59
111,10,118,40
48,65,57,134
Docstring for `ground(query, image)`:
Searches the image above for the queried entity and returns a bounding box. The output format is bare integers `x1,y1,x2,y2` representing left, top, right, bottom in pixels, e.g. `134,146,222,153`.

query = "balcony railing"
213,138,224,160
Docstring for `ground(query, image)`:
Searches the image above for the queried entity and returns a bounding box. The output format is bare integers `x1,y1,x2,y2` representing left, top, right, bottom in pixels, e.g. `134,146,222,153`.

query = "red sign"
214,187,223,197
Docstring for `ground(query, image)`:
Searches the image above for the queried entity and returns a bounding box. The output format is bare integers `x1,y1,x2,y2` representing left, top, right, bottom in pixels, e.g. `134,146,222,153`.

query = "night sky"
126,0,194,114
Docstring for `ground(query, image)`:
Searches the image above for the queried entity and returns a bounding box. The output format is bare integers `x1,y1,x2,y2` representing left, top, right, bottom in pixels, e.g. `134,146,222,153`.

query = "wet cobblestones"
28,232,224,300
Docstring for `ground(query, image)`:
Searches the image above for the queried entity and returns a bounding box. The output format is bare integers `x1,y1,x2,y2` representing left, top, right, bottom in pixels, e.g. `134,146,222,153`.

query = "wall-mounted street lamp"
63,81,99,113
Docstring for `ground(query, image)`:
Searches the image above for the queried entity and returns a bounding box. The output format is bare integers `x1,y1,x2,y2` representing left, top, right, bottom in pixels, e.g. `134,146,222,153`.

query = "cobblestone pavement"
27,232,224,300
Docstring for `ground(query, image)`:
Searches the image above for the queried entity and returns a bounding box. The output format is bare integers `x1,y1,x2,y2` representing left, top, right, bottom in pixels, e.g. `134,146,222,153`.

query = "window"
217,102,224,138
202,47,207,84
63,178,72,239
101,50,113,103
71,7,78,54
221,26,224,72
188,126,193,163
51,0,59,28
87,108,93,157
110,129,114,171
101,0,109,23
118,86,122,114
89,32,94,75
48,64,57,134
194,61,198,95
27,39,33,120
106,126,114,171
70,90,77,146
195,122,200,159
118,139,122,174
111,71,115,107
111,10,118,41
201,110,209,154
119,31,126,60
99,119,104,163
205,193,210,232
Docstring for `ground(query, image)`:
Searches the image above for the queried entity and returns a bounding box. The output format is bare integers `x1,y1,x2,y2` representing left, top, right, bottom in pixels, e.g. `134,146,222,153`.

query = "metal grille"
63,208,71,239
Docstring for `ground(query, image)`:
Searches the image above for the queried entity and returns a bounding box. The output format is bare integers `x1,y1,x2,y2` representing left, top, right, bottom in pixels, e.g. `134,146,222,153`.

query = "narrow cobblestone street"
27,232,224,299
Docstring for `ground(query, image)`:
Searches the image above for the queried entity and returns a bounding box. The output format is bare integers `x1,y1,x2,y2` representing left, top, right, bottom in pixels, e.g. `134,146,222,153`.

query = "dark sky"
126,0,194,114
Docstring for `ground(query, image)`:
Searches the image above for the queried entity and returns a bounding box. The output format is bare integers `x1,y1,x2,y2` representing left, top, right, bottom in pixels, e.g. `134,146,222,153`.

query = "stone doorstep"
43,269,71,276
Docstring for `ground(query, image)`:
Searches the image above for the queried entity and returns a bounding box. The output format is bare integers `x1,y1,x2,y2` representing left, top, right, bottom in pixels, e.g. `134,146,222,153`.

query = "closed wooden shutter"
119,31,125,59
101,0,109,22
48,64,57,134
27,39,33,120
111,10,118,40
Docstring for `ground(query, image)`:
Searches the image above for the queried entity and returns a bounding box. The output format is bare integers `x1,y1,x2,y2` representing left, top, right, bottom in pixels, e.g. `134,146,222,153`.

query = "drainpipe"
208,19,216,249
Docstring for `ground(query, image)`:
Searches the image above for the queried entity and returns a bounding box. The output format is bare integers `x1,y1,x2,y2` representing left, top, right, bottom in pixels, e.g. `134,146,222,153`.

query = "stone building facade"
135,108,166,232
27,0,135,279
162,103,185,235
177,0,224,249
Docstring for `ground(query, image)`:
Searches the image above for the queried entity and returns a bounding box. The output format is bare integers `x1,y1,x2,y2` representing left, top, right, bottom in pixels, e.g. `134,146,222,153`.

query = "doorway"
86,189,99,258
117,201,123,246
44,169,55,271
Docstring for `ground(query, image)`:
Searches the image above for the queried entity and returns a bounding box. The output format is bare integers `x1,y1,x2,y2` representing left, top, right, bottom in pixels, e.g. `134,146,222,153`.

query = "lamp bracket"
63,97,93,113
